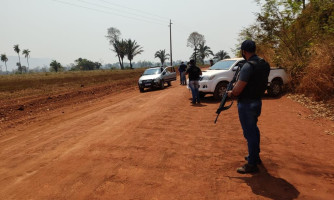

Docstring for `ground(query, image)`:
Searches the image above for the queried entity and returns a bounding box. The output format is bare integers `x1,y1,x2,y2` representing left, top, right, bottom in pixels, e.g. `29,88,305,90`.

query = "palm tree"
154,49,170,66
0,54,8,74
111,39,122,70
13,44,22,73
111,39,127,70
118,39,127,69
197,42,213,64
214,50,230,61
22,49,31,72
125,39,144,69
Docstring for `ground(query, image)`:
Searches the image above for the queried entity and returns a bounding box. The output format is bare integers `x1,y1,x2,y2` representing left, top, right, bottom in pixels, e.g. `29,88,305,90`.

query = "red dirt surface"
0,83,333,199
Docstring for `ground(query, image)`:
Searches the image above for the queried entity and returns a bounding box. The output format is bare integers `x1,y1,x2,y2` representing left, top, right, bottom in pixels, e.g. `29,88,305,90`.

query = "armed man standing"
227,40,270,174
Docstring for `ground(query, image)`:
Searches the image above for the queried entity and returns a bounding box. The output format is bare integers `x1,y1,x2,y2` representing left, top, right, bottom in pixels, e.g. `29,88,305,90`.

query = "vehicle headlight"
209,75,215,80
154,78,160,82
201,75,215,80
201,76,209,80
139,80,142,84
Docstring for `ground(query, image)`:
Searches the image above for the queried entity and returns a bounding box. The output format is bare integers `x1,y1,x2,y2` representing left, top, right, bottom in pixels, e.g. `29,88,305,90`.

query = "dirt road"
0,83,333,200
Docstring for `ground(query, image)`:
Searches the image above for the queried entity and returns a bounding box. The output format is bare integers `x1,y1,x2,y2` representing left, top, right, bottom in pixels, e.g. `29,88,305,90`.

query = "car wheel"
139,86,144,93
268,79,282,97
160,80,165,89
213,82,228,100
167,81,171,86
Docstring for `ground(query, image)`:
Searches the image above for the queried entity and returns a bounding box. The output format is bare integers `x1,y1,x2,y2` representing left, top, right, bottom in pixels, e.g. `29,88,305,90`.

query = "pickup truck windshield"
143,68,162,75
209,60,237,70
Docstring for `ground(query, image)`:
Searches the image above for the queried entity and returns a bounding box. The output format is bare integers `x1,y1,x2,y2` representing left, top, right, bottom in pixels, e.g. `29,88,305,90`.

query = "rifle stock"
214,64,242,124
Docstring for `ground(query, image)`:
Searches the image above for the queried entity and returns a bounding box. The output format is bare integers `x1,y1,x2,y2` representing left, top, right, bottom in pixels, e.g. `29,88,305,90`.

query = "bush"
297,38,334,101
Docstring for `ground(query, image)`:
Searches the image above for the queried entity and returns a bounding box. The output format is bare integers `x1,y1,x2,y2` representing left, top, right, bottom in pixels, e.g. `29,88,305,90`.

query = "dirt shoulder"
0,83,333,199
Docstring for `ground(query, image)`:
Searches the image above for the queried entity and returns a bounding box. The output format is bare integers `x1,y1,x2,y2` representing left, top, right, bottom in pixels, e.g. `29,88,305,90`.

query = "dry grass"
0,69,145,101
287,94,334,121
297,39,334,101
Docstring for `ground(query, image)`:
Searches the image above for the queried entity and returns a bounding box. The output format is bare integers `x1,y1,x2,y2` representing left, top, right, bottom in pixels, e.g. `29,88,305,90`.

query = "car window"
209,60,237,70
143,68,161,75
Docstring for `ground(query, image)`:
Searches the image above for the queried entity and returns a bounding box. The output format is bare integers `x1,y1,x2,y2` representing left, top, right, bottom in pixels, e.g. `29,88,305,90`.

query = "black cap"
241,40,256,53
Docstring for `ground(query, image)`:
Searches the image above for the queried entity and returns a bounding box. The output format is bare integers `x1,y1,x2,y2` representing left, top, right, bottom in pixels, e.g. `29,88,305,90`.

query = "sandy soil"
0,83,333,200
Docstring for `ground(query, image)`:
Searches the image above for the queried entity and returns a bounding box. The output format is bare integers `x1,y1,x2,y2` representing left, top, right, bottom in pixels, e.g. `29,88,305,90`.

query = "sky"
1,0,261,70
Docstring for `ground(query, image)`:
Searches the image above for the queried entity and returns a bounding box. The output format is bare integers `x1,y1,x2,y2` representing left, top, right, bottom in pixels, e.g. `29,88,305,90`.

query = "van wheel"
268,80,282,97
213,82,227,100
160,80,165,89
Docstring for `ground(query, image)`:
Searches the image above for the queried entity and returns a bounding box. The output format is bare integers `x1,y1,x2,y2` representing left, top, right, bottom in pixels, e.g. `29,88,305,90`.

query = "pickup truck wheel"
139,86,144,93
160,80,165,89
199,92,206,98
167,81,171,86
268,80,282,97
213,82,228,100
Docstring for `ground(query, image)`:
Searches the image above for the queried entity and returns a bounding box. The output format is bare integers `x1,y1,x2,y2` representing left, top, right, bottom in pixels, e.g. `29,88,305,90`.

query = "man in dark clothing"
178,62,187,85
210,59,214,66
227,40,270,174
186,59,202,104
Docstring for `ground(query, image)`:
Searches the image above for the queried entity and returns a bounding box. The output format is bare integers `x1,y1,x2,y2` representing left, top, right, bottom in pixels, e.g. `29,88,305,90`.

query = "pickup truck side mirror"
232,66,238,71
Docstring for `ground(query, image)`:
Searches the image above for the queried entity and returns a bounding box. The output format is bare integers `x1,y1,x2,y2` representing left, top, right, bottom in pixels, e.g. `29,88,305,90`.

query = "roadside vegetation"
237,0,333,102
0,69,145,101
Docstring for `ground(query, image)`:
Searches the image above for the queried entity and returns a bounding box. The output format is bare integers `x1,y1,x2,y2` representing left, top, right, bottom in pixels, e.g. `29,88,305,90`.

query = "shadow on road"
140,85,173,93
197,92,287,105
228,165,300,200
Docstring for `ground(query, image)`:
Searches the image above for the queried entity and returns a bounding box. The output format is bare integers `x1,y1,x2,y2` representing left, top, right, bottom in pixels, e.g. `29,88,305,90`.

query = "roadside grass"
0,65,206,101
0,69,145,100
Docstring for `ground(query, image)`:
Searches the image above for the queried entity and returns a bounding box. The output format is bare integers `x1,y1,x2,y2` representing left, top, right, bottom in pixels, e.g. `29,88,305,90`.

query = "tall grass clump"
298,40,334,101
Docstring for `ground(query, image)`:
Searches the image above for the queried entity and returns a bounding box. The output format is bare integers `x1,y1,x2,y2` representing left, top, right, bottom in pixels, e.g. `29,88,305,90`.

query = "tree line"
1,28,231,74
153,31,231,67
1,45,30,74
187,31,230,65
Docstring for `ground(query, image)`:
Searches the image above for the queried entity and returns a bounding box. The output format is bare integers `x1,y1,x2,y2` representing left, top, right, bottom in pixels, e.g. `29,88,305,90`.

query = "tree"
72,58,101,71
214,50,230,61
13,44,22,73
50,60,62,72
106,27,124,69
22,49,31,72
125,39,144,69
112,39,127,69
154,49,170,66
0,54,8,74
187,32,205,64
106,27,121,43
197,42,213,64
296,0,305,9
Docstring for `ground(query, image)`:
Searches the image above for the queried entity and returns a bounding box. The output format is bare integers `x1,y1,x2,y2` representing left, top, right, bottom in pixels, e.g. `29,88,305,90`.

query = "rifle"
214,62,243,123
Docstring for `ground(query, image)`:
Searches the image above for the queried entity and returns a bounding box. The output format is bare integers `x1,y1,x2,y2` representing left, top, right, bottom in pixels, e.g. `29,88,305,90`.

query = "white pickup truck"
198,58,289,99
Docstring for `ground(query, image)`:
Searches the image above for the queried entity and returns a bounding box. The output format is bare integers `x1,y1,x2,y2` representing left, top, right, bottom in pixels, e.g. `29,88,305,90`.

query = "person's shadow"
228,165,300,200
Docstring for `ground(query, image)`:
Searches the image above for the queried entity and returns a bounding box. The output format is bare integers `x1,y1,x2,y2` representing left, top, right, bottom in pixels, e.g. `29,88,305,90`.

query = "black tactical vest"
238,58,270,101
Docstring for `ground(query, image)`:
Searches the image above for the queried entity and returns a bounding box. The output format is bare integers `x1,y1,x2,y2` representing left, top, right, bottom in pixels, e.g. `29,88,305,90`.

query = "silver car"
138,66,176,92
